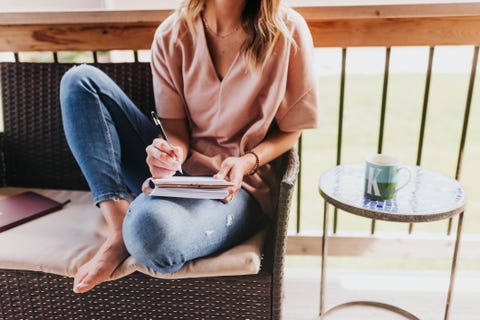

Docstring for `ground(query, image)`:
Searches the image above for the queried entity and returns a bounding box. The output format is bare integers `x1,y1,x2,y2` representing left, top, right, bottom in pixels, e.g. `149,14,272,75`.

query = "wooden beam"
295,3,480,20
298,3,480,47
287,233,480,260
308,16,480,47
0,10,171,51
0,23,159,51
1,4,479,25
0,10,172,25
1,4,480,51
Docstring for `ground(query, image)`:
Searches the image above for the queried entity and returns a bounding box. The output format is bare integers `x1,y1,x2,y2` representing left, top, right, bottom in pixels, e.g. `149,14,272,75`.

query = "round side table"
317,164,466,320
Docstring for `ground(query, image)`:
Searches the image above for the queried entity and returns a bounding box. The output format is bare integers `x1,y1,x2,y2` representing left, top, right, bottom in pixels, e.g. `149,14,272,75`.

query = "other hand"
214,155,255,203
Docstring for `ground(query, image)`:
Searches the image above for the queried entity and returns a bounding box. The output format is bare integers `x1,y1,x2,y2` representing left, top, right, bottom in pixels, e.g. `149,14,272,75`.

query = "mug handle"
395,166,412,192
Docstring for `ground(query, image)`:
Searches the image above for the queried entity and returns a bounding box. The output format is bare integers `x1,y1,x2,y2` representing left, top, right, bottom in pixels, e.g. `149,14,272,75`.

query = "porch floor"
284,267,480,320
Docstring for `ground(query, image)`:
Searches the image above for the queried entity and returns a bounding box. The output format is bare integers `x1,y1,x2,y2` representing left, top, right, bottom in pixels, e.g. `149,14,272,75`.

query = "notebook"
0,191,66,232
150,176,233,199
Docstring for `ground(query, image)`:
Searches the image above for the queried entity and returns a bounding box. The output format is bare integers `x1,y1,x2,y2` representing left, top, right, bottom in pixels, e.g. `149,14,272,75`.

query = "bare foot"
73,232,128,293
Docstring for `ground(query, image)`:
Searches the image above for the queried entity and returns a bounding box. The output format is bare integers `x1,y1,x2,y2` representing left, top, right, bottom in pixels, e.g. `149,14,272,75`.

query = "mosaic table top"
318,164,466,223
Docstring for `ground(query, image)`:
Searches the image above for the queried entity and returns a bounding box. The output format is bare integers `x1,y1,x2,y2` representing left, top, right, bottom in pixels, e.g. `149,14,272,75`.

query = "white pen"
150,111,183,174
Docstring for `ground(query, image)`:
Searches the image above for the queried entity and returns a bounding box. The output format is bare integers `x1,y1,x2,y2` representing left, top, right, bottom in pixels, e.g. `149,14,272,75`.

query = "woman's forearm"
160,118,190,163
244,128,301,170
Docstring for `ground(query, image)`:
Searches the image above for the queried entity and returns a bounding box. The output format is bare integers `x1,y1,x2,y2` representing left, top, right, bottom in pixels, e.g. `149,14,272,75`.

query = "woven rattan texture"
271,150,298,320
0,62,155,190
0,270,272,320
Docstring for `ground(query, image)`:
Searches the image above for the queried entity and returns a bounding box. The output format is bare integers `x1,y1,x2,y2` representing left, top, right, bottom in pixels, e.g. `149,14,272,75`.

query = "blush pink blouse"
151,8,318,215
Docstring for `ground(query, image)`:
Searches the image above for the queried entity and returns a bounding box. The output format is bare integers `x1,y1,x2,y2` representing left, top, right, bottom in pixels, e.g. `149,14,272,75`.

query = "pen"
150,111,183,174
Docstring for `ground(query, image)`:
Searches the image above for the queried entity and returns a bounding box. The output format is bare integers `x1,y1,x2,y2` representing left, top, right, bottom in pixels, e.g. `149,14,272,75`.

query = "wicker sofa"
0,62,299,320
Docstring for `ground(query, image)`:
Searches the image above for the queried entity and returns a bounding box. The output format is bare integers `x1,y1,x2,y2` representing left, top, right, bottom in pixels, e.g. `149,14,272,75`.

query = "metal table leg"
444,211,464,320
319,200,329,318
320,301,421,320
317,202,422,320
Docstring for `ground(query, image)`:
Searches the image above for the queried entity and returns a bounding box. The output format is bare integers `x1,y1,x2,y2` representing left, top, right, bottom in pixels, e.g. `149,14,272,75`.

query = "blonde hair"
175,0,292,71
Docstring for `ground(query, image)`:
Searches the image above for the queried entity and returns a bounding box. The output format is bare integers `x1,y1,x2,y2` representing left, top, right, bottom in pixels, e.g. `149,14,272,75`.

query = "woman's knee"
60,65,111,126
60,64,101,91
122,198,187,273
60,65,106,105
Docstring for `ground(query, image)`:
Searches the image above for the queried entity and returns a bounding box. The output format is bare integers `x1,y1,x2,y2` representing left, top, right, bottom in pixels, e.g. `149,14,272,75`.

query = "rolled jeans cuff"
94,192,132,207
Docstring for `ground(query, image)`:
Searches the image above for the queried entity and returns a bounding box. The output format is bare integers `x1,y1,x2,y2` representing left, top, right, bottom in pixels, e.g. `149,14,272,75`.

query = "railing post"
333,47,347,234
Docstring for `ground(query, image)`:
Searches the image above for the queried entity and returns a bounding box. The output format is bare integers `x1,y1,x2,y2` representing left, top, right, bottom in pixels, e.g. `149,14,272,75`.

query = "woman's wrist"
244,150,260,176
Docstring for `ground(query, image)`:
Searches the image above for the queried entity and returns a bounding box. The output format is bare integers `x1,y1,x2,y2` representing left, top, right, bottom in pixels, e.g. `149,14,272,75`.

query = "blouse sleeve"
275,11,318,132
150,22,186,119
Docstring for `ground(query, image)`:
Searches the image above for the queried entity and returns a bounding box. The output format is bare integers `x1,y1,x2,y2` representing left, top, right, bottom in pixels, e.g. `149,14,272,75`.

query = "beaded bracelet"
245,150,260,176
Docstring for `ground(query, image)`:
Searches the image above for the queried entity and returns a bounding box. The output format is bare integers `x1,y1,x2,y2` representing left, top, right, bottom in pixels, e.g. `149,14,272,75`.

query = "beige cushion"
0,188,266,281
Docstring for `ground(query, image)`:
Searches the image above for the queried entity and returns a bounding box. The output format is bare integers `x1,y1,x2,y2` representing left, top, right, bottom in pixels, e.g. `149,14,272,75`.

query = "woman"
60,0,317,294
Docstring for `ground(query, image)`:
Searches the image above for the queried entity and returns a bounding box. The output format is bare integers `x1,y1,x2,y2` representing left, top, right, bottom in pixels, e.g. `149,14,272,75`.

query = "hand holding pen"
148,111,183,175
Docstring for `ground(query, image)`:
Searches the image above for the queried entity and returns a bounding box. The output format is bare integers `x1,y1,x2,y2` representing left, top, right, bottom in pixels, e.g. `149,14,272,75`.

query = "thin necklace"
202,15,241,39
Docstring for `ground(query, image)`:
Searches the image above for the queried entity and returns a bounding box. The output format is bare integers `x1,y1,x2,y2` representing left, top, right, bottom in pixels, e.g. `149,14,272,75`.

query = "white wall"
0,0,105,11
102,0,180,10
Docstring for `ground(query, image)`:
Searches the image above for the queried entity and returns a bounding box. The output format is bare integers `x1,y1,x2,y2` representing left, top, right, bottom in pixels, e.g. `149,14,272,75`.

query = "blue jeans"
60,65,266,273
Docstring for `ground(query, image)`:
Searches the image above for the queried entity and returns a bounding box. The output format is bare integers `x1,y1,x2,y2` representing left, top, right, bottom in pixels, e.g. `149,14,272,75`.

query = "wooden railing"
1,3,480,260
2,4,480,50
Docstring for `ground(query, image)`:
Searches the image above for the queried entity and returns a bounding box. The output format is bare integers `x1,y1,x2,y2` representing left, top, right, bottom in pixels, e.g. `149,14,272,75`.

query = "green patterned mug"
364,154,411,200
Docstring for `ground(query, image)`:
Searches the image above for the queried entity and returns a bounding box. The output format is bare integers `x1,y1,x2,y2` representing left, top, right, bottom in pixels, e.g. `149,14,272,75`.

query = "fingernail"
74,281,88,292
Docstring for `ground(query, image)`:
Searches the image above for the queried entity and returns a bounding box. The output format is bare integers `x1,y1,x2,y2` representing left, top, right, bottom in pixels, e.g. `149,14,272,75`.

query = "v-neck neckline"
198,16,241,84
